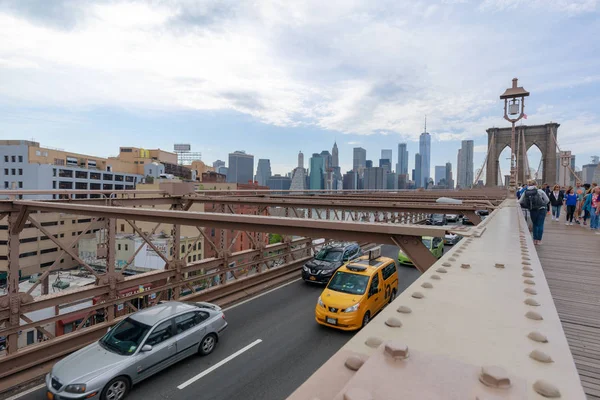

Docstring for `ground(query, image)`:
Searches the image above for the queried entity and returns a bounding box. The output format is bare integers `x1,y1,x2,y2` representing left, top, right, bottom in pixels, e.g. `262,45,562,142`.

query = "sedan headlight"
343,303,360,313
303,266,309,271
64,384,87,393
317,296,325,307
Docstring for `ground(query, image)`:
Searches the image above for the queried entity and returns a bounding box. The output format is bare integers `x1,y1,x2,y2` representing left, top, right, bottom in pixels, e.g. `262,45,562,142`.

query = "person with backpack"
548,184,564,221
519,179,550,245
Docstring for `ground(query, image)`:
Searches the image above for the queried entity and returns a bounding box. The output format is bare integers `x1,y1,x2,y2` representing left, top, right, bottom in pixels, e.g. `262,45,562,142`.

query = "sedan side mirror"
141,344,153,352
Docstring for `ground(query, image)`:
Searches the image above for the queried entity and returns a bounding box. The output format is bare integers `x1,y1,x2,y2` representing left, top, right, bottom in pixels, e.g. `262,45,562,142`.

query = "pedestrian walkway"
537,218,600,399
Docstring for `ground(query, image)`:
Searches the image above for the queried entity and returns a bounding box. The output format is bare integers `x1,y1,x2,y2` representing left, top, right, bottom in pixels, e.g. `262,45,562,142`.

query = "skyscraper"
290,151,307,191
457,149,462,188
254,159,272,186
381,149,392,165
414,153,422,189
213,159,225,170
298,151,304,169
445,162,454,189
396,143,408,175
353,147,366,172
366,160,373,168
227,151,254,184
309,153,324,190
379,158,391,174
435,165,446,186
332,142,339,168
363,167,385,190
456,140,474,188
419,119,431,188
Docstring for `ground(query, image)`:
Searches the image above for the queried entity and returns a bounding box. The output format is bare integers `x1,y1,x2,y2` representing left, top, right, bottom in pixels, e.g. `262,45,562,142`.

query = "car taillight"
222,314,226,320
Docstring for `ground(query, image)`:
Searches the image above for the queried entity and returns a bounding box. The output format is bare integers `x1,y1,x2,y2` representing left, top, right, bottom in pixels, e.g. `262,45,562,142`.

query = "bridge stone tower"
485,122,559,186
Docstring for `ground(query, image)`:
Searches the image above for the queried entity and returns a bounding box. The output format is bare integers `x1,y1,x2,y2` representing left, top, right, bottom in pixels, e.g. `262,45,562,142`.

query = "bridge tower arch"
485,122,559,186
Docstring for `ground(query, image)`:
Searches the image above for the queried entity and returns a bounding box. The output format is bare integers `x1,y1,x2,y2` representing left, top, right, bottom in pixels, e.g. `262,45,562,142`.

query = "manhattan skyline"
0,1,597,180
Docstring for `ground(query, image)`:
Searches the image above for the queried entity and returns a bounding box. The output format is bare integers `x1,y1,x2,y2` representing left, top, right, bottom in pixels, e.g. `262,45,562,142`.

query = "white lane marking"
177,339,263,390
4,383,46,400
222,278,301,312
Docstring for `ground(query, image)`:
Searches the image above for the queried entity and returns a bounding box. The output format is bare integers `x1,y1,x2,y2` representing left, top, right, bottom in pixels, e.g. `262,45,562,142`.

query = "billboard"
174,144,191,152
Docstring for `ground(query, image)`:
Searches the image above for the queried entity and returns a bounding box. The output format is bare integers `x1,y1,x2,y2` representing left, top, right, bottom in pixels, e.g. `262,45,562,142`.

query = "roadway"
13,244,429,400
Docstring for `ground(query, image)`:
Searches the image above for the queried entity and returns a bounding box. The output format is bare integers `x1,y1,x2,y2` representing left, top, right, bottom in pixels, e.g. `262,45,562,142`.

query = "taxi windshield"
421,238,432,249
327,271,369,295
315,248,343,262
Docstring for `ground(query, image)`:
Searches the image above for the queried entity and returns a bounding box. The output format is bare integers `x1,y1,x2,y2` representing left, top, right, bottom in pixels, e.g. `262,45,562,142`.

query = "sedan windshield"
432,214,444,221
421,238,432,249
315,248,343,262
327,271,369,295
99,318,150,356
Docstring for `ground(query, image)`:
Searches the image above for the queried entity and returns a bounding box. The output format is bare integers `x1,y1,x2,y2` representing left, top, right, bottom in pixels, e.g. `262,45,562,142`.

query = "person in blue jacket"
564,187,578,226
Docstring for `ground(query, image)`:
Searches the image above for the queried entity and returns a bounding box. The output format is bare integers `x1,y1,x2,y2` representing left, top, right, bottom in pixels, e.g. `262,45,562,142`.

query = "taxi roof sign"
368,246,382,260
347,264,368,272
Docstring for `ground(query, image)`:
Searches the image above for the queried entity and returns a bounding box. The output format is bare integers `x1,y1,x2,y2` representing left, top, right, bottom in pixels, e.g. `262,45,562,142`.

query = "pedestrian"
574,182,585,224
519,179,550,245
542,183,551,215
548,184,564,221
589,186,600,232
516,183,527,199
564,187,577,226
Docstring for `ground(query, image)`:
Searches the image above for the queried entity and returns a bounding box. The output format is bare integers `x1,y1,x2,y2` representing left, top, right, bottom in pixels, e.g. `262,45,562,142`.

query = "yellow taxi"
315,247,398,331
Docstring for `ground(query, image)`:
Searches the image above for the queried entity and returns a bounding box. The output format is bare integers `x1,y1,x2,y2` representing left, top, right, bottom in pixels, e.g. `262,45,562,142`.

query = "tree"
269,233,283,244
145,175,154,184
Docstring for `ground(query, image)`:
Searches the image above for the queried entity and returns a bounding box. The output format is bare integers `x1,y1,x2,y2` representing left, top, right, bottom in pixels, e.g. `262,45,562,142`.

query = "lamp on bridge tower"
500,78,530,194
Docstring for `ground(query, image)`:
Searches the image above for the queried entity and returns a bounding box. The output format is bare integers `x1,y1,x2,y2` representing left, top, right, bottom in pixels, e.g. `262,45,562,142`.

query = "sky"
0,0,599,183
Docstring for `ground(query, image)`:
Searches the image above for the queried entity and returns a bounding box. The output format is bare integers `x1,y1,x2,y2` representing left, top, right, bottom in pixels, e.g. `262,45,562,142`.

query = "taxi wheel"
361,311,370,328
388,289,397,304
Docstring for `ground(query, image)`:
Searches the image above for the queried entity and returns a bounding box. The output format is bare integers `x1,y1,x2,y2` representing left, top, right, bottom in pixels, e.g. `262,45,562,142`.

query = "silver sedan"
46,301,227,400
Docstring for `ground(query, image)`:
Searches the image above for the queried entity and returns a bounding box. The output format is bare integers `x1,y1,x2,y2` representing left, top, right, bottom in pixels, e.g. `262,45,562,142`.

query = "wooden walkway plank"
537,220,600,400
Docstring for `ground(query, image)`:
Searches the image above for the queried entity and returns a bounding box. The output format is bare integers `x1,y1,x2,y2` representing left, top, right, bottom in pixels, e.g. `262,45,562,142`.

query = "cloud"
474,144,489,153
0,0,598,145
347,141,361,145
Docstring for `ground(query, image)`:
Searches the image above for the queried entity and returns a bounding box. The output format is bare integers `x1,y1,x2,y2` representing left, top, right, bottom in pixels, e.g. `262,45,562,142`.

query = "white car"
446,214,459,222
444,233,461,245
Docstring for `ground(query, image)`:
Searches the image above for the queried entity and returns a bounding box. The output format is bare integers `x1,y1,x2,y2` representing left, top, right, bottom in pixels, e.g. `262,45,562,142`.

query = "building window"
20,251,38,258
193,255,197,261
66,156,78,166
120,148,133,152
11,168,15,175
118,244,121,251
77,218,92,223
125,176,134,182
90,183,101,190
18,181,23,188
181,244,185,253
26,330,35,345
3,156,8,162
3,168,7,175
115,175,124,181
75,182,87,190
75,171,88,179
58,169,73,178
90,172,101,180
103,173,113,181
18,168,23,175
18,155,23,162
40,247,58,254
211,228,215,237
188,256,191,262
88,160,97,168
54,158,65,166
120,224,125,232
53,168,56,177
125,244,129,251
3,181,7,189
11,156,16,162
41,221,58,227
40,261,55,268
60,233,64,237
58,181,73,189
52,181,56,189
115,184,123,190
103,184,113,190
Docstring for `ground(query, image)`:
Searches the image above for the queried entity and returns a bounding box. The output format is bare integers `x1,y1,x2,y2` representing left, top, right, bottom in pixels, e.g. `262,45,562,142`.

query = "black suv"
302,242,362,283
427,213,447,226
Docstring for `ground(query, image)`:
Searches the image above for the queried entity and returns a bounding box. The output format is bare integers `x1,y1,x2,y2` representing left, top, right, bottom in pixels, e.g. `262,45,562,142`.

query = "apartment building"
0,141,183,280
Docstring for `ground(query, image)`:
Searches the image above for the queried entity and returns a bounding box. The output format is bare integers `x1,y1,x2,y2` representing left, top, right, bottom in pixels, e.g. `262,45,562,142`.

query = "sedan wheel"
199,334,217,356
102,377,129,400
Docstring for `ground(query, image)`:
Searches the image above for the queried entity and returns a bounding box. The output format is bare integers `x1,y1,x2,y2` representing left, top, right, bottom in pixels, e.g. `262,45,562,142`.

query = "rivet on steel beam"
528,331,548,343
530,349,553,363
343,387,374,400
449,257,457,262
455,250,463,254
524,279,535,285
523,261,531,265
430,274,441,280
384,341,409,360
397,305,412,314
385,317,403,328
522,256,531,261
435,268,447,274
533,380,561,398
461,263,471,269
344,355,366,371
442,262,451,267
523,266,533,271
412,291,424,299
524,288,538,295
523,272,534,278
365,336,383,348
494,263,505,268
526,311,543,320
421,282,433,289
525,298,540,306
479,366,511,389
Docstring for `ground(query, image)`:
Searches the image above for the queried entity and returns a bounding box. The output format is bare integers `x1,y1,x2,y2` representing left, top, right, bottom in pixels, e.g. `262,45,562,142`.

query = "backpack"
524,188,545,210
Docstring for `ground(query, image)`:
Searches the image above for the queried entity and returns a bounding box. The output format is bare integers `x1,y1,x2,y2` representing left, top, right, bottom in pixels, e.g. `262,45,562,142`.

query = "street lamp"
500,78,529,193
